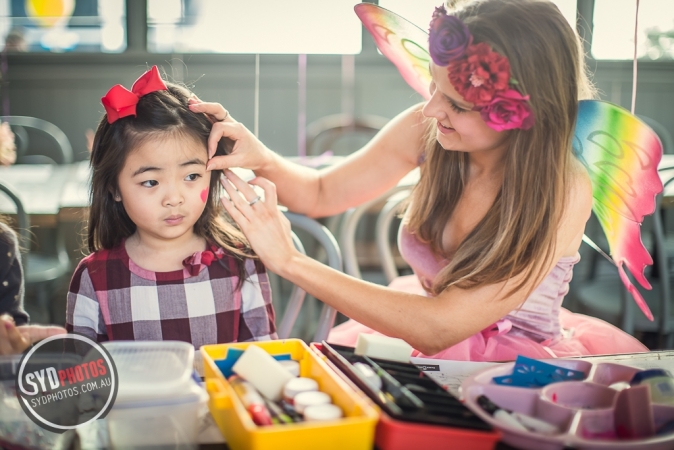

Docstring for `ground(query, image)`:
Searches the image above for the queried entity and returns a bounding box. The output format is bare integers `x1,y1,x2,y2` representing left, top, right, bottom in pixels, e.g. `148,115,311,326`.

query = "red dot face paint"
200,189,208,203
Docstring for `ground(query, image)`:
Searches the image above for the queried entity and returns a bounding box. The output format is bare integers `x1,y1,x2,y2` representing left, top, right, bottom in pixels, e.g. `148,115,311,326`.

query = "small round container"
283,377,319,405
279,360,300,377
631,369,674,405
294,391,331,414
304,404,343,421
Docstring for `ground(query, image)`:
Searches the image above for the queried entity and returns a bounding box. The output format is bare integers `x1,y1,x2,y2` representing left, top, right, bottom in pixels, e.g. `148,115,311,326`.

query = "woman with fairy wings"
190,0,652,360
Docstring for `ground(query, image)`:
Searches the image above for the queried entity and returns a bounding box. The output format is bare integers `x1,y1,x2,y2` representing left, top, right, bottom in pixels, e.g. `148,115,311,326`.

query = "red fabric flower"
201,251,216,266
448,43,511,106
182,246,225,276
479,89,535,132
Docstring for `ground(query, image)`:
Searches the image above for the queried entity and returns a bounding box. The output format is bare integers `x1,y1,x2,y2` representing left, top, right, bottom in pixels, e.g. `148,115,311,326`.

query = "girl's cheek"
200,189,208,203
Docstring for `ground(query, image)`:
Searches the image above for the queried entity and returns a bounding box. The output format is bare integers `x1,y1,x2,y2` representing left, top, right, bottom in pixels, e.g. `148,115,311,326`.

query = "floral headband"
429,6,534,132
101,66,168,124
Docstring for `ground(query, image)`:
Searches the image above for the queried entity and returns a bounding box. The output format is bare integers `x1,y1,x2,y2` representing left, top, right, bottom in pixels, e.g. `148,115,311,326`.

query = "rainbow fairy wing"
355,3,432,100
574,100,664,320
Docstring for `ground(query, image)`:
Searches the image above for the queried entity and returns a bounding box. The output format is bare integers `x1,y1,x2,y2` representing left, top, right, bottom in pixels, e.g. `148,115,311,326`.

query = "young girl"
195,0,648,360
66,66,276,348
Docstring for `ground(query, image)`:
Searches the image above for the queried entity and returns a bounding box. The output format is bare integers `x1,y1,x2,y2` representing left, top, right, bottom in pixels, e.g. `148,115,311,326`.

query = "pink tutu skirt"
328,275,648,361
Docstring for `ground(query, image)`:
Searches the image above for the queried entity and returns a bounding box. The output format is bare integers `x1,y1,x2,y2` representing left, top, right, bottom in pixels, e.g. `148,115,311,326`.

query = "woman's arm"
191,101,426,218
220,169,593,355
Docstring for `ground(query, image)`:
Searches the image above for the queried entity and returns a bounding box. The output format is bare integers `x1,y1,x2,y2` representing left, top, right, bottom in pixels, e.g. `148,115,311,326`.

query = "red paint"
200,189,208,203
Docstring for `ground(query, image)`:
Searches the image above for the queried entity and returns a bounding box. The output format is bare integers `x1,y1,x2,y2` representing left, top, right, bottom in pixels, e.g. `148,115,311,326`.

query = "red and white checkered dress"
66,242,277,348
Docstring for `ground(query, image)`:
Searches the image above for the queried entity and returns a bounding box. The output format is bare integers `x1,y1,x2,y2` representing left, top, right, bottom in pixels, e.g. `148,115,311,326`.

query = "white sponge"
232,345,295,401
354,334,413,363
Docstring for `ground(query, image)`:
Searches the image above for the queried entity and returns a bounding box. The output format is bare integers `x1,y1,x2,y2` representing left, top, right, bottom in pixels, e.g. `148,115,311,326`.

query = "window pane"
147,0,362,54
593,0,674,60
378,0,576,31
0,0,125,53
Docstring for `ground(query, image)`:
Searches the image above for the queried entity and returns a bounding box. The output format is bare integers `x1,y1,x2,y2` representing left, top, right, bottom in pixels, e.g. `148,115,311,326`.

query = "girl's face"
116,133,211,244
422,62,509,154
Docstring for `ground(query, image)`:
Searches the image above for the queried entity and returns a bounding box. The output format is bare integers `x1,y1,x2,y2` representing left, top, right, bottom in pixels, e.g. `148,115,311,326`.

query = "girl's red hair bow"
101,66,168,124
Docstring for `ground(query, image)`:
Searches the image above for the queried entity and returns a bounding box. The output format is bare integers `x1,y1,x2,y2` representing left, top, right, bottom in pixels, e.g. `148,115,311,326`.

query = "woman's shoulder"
568,157,592,200
564,157,593,221
374,102,429,165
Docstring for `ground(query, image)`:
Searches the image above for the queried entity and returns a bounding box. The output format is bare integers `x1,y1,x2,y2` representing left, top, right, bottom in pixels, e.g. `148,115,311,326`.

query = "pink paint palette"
462,360,674,449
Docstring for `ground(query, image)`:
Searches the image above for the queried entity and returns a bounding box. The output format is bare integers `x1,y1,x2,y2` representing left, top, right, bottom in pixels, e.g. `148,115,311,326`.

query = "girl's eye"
449,101,468,114
185,173,201,181
141,180,158,187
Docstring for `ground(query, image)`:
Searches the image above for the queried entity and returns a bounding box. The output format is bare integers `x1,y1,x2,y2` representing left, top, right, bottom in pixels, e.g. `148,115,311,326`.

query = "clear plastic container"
102,341,208,450
0,354,77,450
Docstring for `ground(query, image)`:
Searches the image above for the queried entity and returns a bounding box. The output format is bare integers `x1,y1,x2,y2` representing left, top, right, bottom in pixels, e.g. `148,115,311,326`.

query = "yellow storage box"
201,339,379,450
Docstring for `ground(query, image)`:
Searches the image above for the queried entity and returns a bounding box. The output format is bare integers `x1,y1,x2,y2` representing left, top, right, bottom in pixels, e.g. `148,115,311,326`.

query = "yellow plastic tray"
201,339,379,450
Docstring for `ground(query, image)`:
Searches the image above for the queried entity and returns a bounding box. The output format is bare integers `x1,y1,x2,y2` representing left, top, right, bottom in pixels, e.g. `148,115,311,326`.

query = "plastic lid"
304,404,343,421
294,391,331,414
279,360,300,377
110,381,208,409
283,377,318,401
103,341,195,403
631,369,672,385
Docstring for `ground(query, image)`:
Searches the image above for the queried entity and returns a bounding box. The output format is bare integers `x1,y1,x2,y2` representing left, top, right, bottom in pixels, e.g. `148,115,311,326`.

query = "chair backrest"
0,180,30,272
277,211,342,342
340,183,414,281
651,174,674,335
305,114,389,157
1,116,73,164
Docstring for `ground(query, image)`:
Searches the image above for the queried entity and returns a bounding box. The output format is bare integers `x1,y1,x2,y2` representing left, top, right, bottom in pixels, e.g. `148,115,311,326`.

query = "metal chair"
0,180,70,324
1,116,73,165
573,173,674,346
305,114,389,157
276,211,342,342
340,172,418,280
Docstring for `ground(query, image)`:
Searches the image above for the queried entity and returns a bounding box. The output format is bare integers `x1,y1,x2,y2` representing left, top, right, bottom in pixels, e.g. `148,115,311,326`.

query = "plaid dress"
66,241,277,348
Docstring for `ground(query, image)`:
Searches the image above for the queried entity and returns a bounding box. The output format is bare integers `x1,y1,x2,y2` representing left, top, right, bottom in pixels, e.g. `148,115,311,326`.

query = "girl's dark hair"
89,79,252,286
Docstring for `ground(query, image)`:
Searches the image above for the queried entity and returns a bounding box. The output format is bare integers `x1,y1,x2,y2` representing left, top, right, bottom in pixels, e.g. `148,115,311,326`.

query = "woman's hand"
188,98,273,172
219,170,301,277
0,315,67,355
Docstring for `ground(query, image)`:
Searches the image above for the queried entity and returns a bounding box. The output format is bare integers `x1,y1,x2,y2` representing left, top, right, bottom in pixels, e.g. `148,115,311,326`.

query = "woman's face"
422,62,510,154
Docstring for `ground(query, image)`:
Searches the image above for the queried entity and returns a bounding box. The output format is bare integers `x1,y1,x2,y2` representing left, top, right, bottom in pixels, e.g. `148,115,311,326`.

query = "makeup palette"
317,342,500,450
462,359,674,449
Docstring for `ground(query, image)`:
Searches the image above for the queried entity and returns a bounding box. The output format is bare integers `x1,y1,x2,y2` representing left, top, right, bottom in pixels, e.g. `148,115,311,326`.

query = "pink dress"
328,225,648,361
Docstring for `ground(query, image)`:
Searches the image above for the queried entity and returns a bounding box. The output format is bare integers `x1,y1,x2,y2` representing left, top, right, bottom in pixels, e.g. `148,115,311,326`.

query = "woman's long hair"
407,0,597,296
88,80,253,285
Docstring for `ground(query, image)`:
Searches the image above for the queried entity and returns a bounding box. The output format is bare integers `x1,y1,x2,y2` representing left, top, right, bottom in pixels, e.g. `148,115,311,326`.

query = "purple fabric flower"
429,9,473,66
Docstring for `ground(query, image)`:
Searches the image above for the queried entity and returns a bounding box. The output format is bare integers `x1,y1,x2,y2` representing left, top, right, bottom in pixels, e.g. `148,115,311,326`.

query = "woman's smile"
436,121,456,134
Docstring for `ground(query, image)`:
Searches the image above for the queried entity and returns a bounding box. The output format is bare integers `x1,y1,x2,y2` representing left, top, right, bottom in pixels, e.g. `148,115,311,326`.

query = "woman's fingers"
206,121,246,161
223,170,259,202
248,177,277,208
220,193,249,228
220,175,257,220
188,100,232,123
